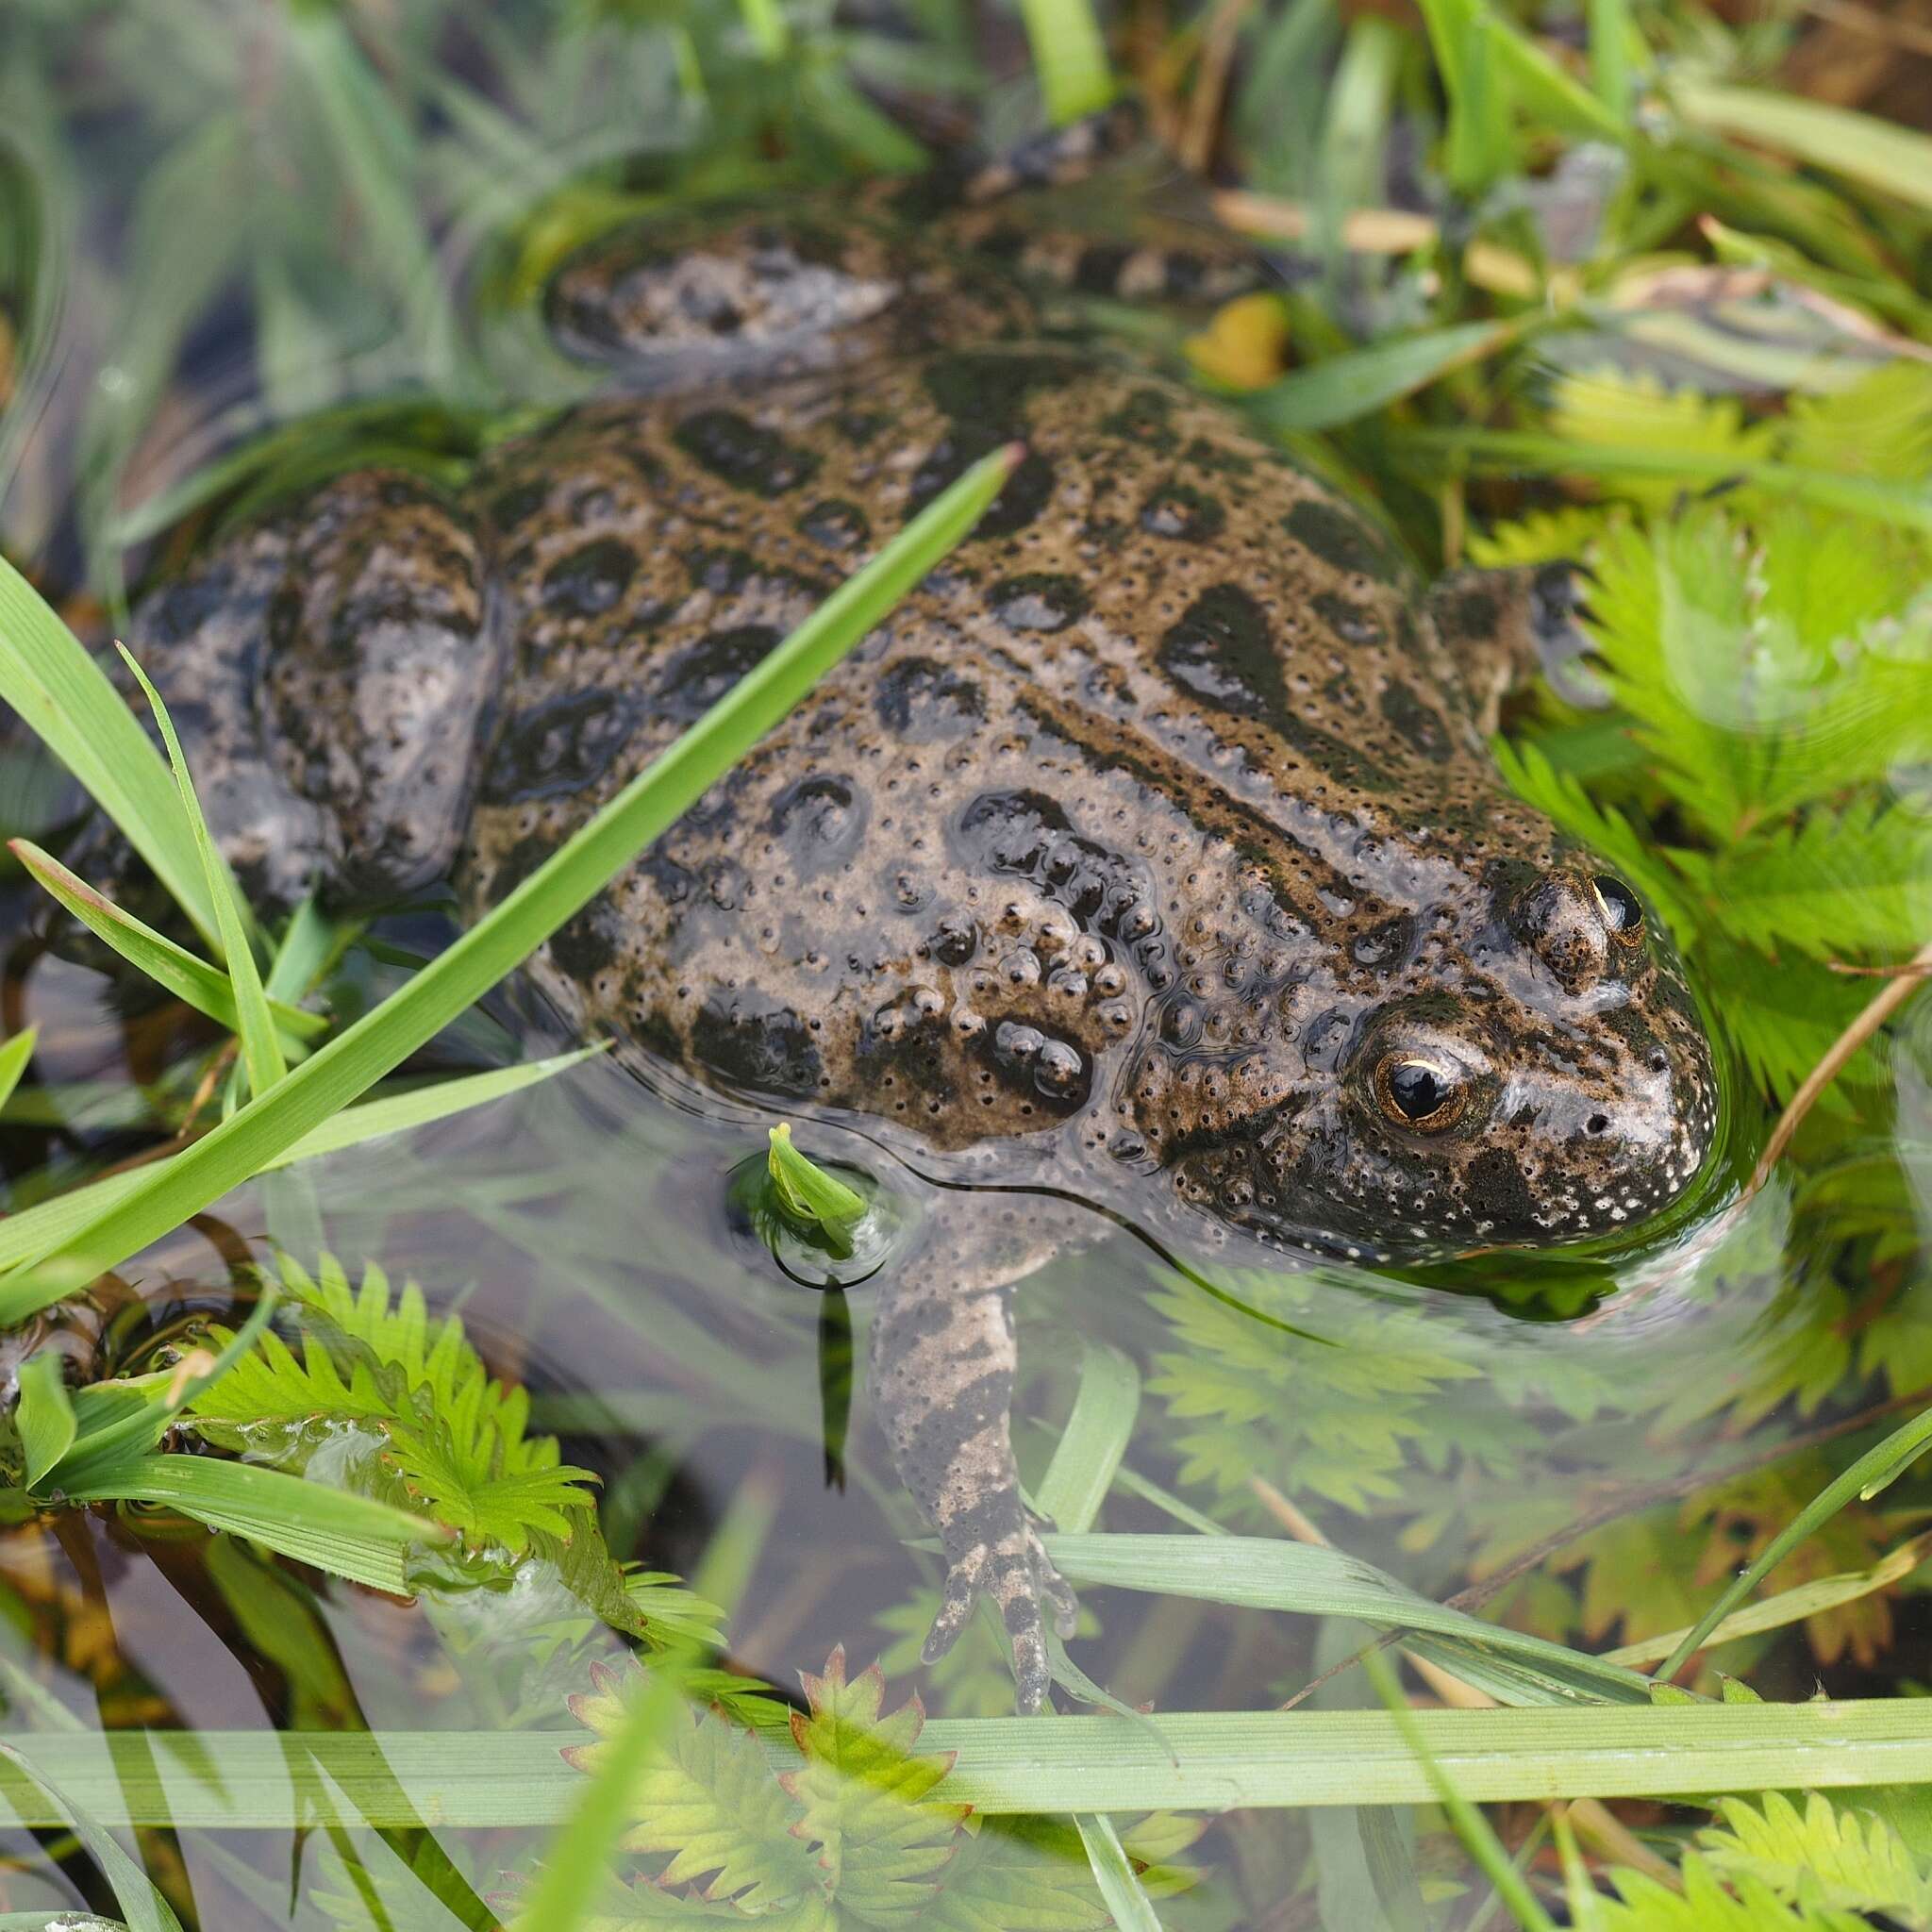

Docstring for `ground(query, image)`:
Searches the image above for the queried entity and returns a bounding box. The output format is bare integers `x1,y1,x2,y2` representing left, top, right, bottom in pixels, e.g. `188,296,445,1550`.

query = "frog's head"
1159,858,1719,1263
542,208,1030,388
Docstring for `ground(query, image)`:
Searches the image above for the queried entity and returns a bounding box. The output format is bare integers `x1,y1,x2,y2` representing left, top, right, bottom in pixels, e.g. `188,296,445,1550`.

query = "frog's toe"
1531,560,1612,710
920,1529,1082,1710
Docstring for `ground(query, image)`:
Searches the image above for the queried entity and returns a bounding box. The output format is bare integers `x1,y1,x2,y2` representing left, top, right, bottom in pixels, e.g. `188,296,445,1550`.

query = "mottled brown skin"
123,150,1718,1708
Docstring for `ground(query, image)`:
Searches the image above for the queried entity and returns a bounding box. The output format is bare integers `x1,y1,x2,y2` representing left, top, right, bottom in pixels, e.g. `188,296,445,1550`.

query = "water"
2,8,1929,1928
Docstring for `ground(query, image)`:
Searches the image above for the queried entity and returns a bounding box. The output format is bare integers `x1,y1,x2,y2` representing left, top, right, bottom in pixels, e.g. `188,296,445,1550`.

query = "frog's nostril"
1586,1113,1609,1136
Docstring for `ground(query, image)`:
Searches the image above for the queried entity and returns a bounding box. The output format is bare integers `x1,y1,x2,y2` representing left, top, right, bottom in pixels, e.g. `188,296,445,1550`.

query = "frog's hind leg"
1427,559,1607,731
122,468,499,913
869,1209,1078,1712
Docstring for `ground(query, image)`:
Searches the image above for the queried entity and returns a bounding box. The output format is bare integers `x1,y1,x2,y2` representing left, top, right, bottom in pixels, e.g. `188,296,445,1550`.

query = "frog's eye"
1374,1055,1467,1132
1591,874,1644,944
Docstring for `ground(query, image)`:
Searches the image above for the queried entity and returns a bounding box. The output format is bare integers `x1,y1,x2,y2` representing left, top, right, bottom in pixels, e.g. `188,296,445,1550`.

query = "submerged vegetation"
0,0,1930,1927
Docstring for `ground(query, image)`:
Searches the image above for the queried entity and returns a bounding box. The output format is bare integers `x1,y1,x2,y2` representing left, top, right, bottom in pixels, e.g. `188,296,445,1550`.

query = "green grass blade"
1036,1341,1140,1535
13,1702,1932,1822
1042,1533,1655,1705
1248,323,1516,434
263,892,337,1005
1362,1646,1557,1932
0,1028,35,1113
1652,1403,1932,1682
1587,0,1632,115
0,1743,183,1932
10,841,325,1049
0,445,1020,1323
63,1457,449,1594
0,1050,603,1274
1606,1527,1932,1669
1400,428,1932,530
1673,79,1932,215
1074,1812,1164,1932
14,1353,75,1489
1014,0,1115,125
0,559,216,945
117,645,285,1099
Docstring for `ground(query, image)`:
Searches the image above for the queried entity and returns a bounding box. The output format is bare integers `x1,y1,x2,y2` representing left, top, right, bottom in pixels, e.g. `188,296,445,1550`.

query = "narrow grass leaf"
0,558,215,943
1403,428,1932,529
0,1028,34,1113
0,447,1021,1322
1361,1647,1557,1932
117,646,284,1098
18,1703,1932,1822
1044,1533,1655,1705
10,841,324,1049
514,1664,682,1930
1607,1528,1932,1669
1673,80,1932,215
14,1353,75,1489
1654,1403,1932,1681
1074,1813,1164,1932
1249,323,1514,433
1014,0,1115,125
1036,1341,1141,1536
0,1743,183,1932
1588,0,1633,114
62,1457,448,1595
0,1049,603,1274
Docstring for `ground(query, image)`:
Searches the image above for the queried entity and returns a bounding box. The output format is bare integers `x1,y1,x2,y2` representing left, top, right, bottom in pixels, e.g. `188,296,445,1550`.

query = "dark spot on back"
874,656,986,740
1284,498,1402,584
1380,680,1454,761
989,573,1088,633
673,408,820,497
541,538,637,619
482,688,642,805
1312,591,1386,649
1140,478,1225,542
654,625,777,720
1158,584,1286,721
691,990,822,1098
769,773,869,874
797,499,870,552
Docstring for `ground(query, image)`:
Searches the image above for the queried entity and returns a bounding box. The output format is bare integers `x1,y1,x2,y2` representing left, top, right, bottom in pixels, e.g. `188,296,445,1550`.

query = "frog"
112,114,1720,1711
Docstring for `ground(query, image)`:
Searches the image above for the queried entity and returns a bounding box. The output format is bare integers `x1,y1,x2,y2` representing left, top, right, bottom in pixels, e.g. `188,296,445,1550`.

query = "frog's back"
459,342,1545,1187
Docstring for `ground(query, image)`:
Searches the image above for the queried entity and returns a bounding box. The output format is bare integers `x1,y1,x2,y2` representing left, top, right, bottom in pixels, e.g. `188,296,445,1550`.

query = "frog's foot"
1526,560,1610,711
924,1517,1080,1713
1429,560,1610,731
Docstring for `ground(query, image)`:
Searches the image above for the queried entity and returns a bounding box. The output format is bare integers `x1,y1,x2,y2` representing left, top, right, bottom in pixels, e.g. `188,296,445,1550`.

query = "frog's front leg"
868,1224,1078,1712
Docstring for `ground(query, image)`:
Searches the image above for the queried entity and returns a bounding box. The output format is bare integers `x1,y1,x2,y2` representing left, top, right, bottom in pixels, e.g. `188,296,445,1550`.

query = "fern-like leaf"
1697,1791,1932,1926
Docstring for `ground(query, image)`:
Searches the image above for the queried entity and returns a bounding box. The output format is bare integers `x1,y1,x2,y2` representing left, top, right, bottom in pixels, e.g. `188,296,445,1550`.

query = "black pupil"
1390,1061,1449,1121
1593,874,1642,933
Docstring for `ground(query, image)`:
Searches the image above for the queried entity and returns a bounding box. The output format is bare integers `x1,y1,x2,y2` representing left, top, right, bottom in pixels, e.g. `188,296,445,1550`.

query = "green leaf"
10,840,324,1049
1673,80,1932,217
1248,322,1515,433
0,1050,600,1273
0,1028,36,1113
1695,1790,1932,1925
117,644,284,1099
568,1658,815,1907
0,1742,183,1932
1653,1402,1932,1681
14,1351,75,1489
1679,807,1932,965
1073,1814,1161,1932
1013,0,1115,125
61,1454,446,1594
186,1256,599,1559
0,442,1021,1323
1035,1341,1141,1539
766,1123,867,1252
0,558,217,945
